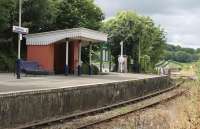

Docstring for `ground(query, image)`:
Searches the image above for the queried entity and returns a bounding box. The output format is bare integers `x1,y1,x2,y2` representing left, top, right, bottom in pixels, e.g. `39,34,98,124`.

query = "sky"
95,0,200,49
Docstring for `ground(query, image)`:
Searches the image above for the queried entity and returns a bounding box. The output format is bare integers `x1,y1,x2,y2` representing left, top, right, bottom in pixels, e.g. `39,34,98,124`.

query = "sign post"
16,0,22,79
13,25,29,78
13,26,29,35
13,0,28,79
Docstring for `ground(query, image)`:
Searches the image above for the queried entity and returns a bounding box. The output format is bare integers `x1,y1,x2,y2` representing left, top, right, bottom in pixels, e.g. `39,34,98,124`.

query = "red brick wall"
27,45,54,73
27,40,81,74
69,40,80,73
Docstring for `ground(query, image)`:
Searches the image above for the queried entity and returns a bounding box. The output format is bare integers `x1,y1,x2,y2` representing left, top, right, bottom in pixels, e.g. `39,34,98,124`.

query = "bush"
91,64,100,75
0,53,15,72
81,63,99,75
196,62,200,81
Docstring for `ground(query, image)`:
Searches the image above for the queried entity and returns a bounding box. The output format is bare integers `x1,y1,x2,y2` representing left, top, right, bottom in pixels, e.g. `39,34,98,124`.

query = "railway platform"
0,73,159,94
0,73,171,129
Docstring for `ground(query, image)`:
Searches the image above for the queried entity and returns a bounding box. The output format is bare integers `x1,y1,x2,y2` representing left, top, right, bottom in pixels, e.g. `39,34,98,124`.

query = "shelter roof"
26,28,107,45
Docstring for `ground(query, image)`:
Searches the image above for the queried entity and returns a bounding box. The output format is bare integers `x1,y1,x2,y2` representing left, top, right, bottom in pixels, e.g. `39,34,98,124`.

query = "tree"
196,48,200,53
181,48,195,54
55,0,104,30
0,0,16,33
22,0,58,33
0,0,17,72
163,50,174,60
102,11,166,72
174,51,193,63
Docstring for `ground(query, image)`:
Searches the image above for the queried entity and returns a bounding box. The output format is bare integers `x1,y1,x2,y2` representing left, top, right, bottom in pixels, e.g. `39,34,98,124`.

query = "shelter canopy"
26,27,108,45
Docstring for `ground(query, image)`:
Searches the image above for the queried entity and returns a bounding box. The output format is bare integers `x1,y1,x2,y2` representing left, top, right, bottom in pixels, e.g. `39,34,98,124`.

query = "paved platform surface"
0,73,160,94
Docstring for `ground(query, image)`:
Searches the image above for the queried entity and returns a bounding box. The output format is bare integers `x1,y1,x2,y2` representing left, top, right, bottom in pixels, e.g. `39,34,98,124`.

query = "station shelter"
26,28,108,75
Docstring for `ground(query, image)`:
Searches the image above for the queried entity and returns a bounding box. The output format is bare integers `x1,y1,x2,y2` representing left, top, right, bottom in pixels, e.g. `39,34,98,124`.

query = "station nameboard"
13,26,29,34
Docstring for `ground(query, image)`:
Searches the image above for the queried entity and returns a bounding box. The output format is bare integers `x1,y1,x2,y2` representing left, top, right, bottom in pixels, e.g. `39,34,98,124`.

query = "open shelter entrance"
26,28,108,75
53,40,81,74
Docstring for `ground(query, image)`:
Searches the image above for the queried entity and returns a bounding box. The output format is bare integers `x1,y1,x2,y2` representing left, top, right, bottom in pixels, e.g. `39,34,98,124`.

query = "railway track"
76,81,186,129
18,79,185,129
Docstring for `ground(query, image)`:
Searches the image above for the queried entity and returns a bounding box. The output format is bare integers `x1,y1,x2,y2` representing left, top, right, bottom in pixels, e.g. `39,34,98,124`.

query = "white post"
66,41,69,66
120,41,123,57
18,0,22,59
120,41,123,73
89,44,92,66
79,43,82,66
64,40,69,75
89,43,92,75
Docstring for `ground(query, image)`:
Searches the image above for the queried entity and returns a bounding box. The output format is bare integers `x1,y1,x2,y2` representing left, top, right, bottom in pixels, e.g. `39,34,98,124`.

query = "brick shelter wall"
27,44,54,73
69,40,80,74
27,40,81,74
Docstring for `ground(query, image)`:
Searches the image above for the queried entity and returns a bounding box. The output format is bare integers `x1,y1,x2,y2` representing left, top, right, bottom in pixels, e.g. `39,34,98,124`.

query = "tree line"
163,44,200,63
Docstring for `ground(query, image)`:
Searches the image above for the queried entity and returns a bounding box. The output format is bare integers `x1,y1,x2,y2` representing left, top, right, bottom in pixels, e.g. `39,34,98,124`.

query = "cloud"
95,0,200,48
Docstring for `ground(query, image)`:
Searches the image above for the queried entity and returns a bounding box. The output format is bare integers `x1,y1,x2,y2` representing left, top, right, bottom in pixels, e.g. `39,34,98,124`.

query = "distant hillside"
162,44,200,63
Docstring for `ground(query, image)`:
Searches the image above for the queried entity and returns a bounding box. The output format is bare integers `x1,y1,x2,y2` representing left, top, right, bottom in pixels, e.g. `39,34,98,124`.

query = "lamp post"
16,0,22,79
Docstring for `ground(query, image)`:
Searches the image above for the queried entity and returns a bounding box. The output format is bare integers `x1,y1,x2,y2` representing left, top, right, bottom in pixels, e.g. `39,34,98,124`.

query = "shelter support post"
78,42,82,76
64,40,69,75
108,42,111,72
89,43,92,75
100,44,103,73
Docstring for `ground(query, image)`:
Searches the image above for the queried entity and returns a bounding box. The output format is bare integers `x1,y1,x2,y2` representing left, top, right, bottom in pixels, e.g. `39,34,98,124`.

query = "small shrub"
91,64,99,75
195,61,200,81
0,54,15,72
81,63,99,75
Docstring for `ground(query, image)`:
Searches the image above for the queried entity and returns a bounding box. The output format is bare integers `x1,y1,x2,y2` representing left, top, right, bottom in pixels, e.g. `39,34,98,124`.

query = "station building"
26,28,108,75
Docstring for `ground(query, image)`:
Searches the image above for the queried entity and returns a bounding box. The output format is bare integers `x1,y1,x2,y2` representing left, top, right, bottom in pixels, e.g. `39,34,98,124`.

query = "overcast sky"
95,0,200,49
